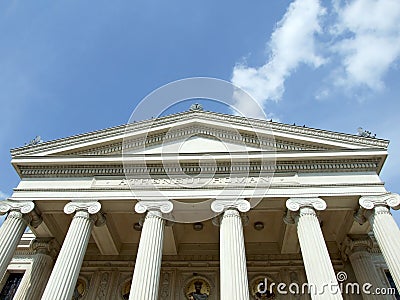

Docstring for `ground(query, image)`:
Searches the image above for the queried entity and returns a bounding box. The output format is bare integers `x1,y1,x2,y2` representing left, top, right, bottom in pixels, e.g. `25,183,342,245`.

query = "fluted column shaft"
0,211,28,281
357,194,400,292
211,199,251,300
0,200,39,282
14,253,54,299
286,198,342,300
129,210,165,300
14,239,59,300
367,206,400,292
349,250,390,300
220,209,250,300
297,207,342,299
41,201,103,300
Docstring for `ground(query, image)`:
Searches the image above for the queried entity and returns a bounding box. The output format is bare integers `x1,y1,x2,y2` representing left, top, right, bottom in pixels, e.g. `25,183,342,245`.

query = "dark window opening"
0,273,24,300
385,270,400,300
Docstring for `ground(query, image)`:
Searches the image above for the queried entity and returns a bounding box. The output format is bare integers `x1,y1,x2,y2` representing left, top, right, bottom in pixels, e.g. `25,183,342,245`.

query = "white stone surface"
219,208,250,300
41,201,101,300
0,201,36,281
13,252,53,299
129,210,165,300
359,194,400,292
287,198,342,300
346,241,390,300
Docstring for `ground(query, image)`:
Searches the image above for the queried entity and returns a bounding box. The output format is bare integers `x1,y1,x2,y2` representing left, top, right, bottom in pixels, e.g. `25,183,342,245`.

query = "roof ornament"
26,136,43,146
357,127,376,138
189,103,204,111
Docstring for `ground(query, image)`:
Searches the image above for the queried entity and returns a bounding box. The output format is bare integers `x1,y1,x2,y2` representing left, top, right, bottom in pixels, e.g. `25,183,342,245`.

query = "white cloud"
331,0,400,90
233,0,400,107
231,0,326,117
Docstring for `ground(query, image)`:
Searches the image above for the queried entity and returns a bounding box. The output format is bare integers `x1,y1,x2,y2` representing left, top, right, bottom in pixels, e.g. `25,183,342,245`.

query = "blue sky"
1,0,400,224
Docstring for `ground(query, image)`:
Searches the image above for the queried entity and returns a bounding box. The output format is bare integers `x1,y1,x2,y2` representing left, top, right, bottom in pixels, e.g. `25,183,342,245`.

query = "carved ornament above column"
0,199,42,227
340,235,373,261
30,238,60,259
359,193,400,210
286,197,327,212
134,201,173,214
210,199,251,213
284,197,327,224
355,193,400,224
64,200,106,227
0,200,35,215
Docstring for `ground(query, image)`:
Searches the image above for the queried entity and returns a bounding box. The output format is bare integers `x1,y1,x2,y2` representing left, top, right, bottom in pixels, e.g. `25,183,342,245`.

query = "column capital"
355,193,400,224
64,200,101,214
284,198,326,224
359,193,400,210
286,197,327,212
30,238,60,259
211,199,250,213
0,200,35,215
135,200,173,214
64,200,105,227
0,199,42,227
341,235,373,261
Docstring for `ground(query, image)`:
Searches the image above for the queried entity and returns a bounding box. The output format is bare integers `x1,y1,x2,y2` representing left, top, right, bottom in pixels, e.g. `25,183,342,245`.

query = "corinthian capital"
135,201,173,214
211,199,250,213
359,193,400,210
30,238,60,259
341,235,373,261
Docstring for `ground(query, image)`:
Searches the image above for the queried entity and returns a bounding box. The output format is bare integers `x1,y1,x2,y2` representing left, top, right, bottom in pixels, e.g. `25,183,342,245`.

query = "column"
41,200,105,300
285,198,342,300
211,199,251,300
0,200,41,281
341,235,390,300
129,200,173,300
355,193,400,292
13,238,60,300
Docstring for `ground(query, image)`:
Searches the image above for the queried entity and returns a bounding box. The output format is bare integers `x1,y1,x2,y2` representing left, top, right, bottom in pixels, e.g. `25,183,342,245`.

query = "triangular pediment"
136,135,263,154
10,110,389,158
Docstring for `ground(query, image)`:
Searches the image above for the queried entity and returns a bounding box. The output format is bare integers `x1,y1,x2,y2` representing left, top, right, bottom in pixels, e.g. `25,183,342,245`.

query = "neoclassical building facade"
0,108,399,299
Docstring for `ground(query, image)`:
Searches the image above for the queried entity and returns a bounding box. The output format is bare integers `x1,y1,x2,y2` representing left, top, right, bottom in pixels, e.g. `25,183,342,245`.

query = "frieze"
95,177,273,189
18,159,380,178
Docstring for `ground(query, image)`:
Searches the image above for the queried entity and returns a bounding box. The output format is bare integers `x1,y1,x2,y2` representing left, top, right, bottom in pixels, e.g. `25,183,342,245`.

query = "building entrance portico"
0,108,399,299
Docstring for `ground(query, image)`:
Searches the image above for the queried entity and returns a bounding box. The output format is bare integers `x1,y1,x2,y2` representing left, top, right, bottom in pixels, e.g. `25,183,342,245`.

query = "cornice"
10,110,389,157
16,158,380,178
12,182,385,193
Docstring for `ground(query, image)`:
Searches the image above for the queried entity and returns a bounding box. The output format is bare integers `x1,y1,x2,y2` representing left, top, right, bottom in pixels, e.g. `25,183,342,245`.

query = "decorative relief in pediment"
10,111,389,158
68,125,330,156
